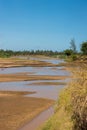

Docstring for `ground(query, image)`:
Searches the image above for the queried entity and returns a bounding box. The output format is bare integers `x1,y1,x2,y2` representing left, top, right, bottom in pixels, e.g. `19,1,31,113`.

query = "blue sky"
0,0,87,51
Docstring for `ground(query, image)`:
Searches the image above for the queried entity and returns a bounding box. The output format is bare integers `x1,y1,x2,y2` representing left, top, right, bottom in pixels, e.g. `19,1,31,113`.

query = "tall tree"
70,38,77,53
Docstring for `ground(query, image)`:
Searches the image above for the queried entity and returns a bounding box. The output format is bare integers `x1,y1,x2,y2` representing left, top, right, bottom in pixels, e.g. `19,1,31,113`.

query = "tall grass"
39,64,87,130
71,66,87,130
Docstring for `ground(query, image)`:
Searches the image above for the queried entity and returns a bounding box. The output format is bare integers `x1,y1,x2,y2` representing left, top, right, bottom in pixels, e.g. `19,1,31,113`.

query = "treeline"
0,49,63,58
0,40,87,58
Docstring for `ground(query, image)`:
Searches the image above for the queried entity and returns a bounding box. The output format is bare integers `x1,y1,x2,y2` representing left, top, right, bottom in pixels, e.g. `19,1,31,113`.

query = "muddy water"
0,58,70,130
0,81,66,100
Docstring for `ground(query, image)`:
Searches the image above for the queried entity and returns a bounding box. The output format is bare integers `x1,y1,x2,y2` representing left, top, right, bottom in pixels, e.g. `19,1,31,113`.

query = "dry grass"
0,96,54,130
70,65,87,130
39,62,87,130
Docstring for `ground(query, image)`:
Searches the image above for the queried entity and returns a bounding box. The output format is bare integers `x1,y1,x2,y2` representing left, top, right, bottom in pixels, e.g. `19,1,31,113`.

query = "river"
0,58,70,130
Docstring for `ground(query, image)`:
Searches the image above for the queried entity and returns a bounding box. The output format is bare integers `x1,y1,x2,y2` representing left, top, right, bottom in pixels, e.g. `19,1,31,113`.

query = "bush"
81,42,87,55
64,49,73,56
71,55,77,61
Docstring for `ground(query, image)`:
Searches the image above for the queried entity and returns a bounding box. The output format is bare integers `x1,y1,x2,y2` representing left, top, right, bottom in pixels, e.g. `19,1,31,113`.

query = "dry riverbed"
0,56,69,130
0,92,54,130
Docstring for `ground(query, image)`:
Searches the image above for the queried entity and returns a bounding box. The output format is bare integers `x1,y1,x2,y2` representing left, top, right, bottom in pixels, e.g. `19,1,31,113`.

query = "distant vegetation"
0,40,87,59
0,49,63,58
0,40,87,58
64,40,87,61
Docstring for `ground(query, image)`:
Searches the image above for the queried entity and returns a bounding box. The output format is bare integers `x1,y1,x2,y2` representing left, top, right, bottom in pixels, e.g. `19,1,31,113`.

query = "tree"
70,39,77,53
81,42,87,55
64,49,73,56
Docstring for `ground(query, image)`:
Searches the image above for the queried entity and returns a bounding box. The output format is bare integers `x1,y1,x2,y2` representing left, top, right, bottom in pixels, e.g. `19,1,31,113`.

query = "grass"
0,95,54,130
39,62,87,130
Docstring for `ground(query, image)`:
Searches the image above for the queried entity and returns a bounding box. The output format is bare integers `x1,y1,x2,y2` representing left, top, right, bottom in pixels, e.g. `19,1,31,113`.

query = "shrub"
64,49,73,56
71,55,77,61
81,42,87,55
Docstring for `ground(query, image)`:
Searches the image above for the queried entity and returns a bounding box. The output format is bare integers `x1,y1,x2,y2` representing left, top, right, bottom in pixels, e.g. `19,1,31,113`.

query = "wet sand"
19,107,54,130
0,58,59,68
0,73,68,82
27,81,66,86
0,91,36,97
0,96,54,130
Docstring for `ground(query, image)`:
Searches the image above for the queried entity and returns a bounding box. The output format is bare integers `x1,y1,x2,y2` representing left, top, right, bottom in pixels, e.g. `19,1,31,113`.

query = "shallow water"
19,107,54,130
29,57,64,64
0,58,70,100
0,58,70,130
0,67,70,99
0,80,66,100
0,66,69,76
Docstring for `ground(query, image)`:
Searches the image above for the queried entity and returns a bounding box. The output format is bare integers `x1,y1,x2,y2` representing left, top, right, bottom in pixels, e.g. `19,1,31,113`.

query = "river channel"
0,58,70,130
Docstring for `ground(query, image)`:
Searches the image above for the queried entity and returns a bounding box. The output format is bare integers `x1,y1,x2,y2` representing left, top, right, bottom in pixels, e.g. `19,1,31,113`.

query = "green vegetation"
64,49,74,56
81,42,87,55
70,54,77,61
0,40,86,59
0,49,61,58
0,49,13,58
63,39,78,61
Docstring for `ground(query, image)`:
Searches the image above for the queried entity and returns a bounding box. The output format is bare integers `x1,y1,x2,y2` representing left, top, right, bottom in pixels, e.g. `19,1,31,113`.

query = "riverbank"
39,62,87,130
